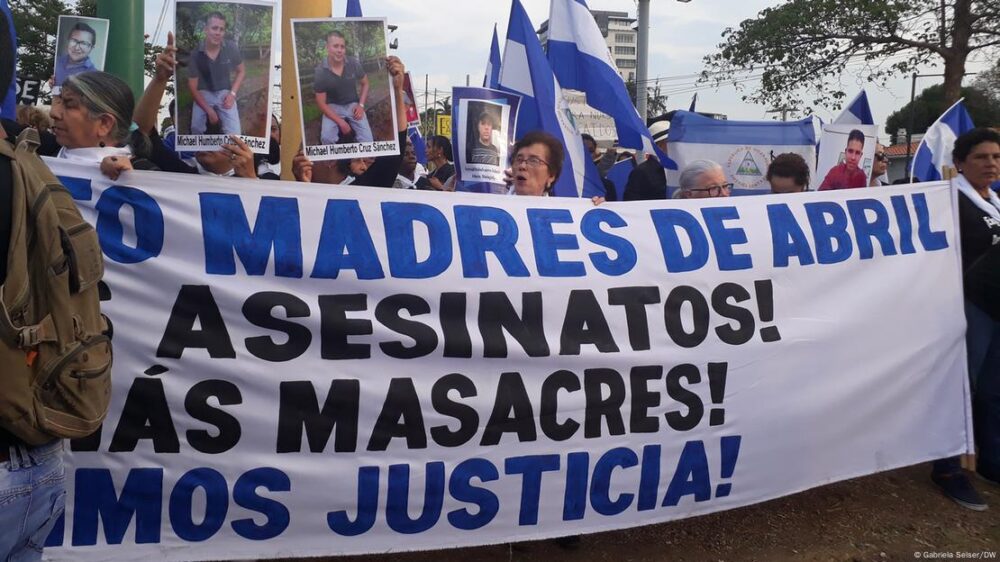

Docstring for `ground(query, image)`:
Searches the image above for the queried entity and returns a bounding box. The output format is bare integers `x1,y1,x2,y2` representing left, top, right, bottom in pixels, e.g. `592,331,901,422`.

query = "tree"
625,79,669,116
10,0,70,81
703,0,1000,113
971,60,1000,102
12,0,163,99
885,84,1000,138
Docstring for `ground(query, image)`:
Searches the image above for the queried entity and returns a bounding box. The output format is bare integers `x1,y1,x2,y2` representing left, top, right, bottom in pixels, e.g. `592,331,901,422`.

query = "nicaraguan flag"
485,24,501,89
668,110,819,195
408,126,427,166
1,0,17,120
346,0,363,17
911,99,975,182
833,90,875,125
546,0,675,169
498,0,604,197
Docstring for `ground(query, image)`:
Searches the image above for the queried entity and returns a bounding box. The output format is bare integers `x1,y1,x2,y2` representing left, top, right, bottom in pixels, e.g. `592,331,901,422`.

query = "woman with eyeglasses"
930,127,1000,511
675,160,732,199
507,131,564,196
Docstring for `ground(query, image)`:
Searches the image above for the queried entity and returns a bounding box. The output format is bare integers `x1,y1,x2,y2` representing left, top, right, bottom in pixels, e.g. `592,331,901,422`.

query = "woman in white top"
49,71,150,178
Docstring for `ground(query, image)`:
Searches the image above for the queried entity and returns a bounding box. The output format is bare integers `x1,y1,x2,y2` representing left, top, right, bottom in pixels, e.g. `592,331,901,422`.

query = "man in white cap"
623,120,670,200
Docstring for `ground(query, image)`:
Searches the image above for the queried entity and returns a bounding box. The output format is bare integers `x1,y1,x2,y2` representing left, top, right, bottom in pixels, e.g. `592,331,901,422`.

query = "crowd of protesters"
0,15,999,560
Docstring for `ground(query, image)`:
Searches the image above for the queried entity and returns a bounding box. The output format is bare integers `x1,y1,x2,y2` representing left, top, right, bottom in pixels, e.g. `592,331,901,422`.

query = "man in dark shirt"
468,111,500,166
819,129,868,190
187,11,245,135
623,120,670,200
314,29,373,145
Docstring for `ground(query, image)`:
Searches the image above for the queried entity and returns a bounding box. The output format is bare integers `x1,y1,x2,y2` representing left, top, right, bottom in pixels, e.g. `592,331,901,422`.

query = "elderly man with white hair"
675,159,733,199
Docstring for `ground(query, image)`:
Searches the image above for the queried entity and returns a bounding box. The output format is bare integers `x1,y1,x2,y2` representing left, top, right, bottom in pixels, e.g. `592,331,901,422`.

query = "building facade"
537,10,638,82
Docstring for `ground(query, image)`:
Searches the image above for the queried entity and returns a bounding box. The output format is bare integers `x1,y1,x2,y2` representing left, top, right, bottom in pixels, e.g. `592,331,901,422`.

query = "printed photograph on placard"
291,17,399,161
53,16,110,89
451,87,521,189
173,0,275,153
816,124,878,191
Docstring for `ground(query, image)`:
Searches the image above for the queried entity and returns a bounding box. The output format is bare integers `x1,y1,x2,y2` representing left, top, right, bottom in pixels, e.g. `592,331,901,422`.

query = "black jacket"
622,157,667,201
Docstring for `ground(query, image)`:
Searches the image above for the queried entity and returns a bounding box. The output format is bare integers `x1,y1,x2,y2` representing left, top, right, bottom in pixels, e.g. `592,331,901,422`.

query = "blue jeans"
320,102,373,144
0,440,66,561
191,90,241,135
933,300,1000,477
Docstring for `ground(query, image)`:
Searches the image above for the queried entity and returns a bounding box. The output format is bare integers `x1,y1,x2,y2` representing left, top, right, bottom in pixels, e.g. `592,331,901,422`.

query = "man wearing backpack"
0,9,111,559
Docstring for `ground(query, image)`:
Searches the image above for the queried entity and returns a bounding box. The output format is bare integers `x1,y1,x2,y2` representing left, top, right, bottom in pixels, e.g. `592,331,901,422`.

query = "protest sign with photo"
174,0,276,154
816,124,878,191
41,157,971,561
53,15,109,90
452,87,521,188
291,17,399,161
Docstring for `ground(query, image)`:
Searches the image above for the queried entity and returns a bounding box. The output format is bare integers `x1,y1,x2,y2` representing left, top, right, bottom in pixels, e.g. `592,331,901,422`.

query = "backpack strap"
14,128,40,156
0,287,56,348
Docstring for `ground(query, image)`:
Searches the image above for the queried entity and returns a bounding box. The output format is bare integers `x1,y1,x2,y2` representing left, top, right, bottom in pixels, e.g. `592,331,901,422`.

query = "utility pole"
766,107,794,122
96,0,144,97
424,74,429,136
635,0,650,123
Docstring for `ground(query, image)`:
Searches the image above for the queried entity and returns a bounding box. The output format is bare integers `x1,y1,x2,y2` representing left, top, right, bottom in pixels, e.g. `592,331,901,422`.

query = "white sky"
141,0,993,141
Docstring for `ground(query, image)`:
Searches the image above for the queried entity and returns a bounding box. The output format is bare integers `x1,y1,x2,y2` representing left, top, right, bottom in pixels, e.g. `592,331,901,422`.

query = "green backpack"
0,128,112,446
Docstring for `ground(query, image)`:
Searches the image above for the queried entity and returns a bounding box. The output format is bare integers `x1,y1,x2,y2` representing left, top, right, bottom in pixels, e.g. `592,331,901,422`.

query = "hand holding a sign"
221,135,257,179
99,155,133,181
293,148,313,183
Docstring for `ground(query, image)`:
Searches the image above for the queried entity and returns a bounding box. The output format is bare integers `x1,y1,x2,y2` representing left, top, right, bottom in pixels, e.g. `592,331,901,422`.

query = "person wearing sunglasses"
870,144,890,186
675,160,733,199
54,22,98,87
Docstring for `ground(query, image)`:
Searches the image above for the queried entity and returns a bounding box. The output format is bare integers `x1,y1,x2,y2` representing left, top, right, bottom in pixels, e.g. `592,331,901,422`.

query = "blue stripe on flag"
669,111,817,146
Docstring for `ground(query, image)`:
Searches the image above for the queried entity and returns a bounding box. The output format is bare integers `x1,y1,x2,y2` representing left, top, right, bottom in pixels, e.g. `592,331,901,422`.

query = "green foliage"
10,0,71,81
885,84,1000,137
293,20,386,71
625,79,669,116
175,2,273,52
703,0,1000,114
11,0,165,101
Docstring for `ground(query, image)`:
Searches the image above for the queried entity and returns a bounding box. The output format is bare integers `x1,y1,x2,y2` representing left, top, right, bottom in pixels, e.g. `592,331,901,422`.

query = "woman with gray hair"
48,70,151,176
675,159,732,199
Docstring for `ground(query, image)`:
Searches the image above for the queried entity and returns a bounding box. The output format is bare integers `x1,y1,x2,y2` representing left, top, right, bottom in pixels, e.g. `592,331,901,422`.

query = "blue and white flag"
605,157,635,200
498,0,604,197
911,99,975,183
1,0,17,120
668,110,819,195
346,0,363,17
408,125,427,167
546,0,675,170
485,24,501,89
833,90,875,126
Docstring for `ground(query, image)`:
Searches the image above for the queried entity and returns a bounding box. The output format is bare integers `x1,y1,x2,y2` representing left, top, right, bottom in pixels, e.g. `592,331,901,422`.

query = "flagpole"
280,0,332,180
96,0,144,98
635,0,650,122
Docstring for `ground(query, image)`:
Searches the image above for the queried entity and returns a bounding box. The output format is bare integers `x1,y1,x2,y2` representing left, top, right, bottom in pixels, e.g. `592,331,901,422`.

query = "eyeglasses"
875,152,888,162
68,39,94,49
513,155,549,168
689,182,733,196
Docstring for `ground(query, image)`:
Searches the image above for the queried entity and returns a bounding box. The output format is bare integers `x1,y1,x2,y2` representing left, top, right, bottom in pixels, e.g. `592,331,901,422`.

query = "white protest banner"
42,159,972,561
